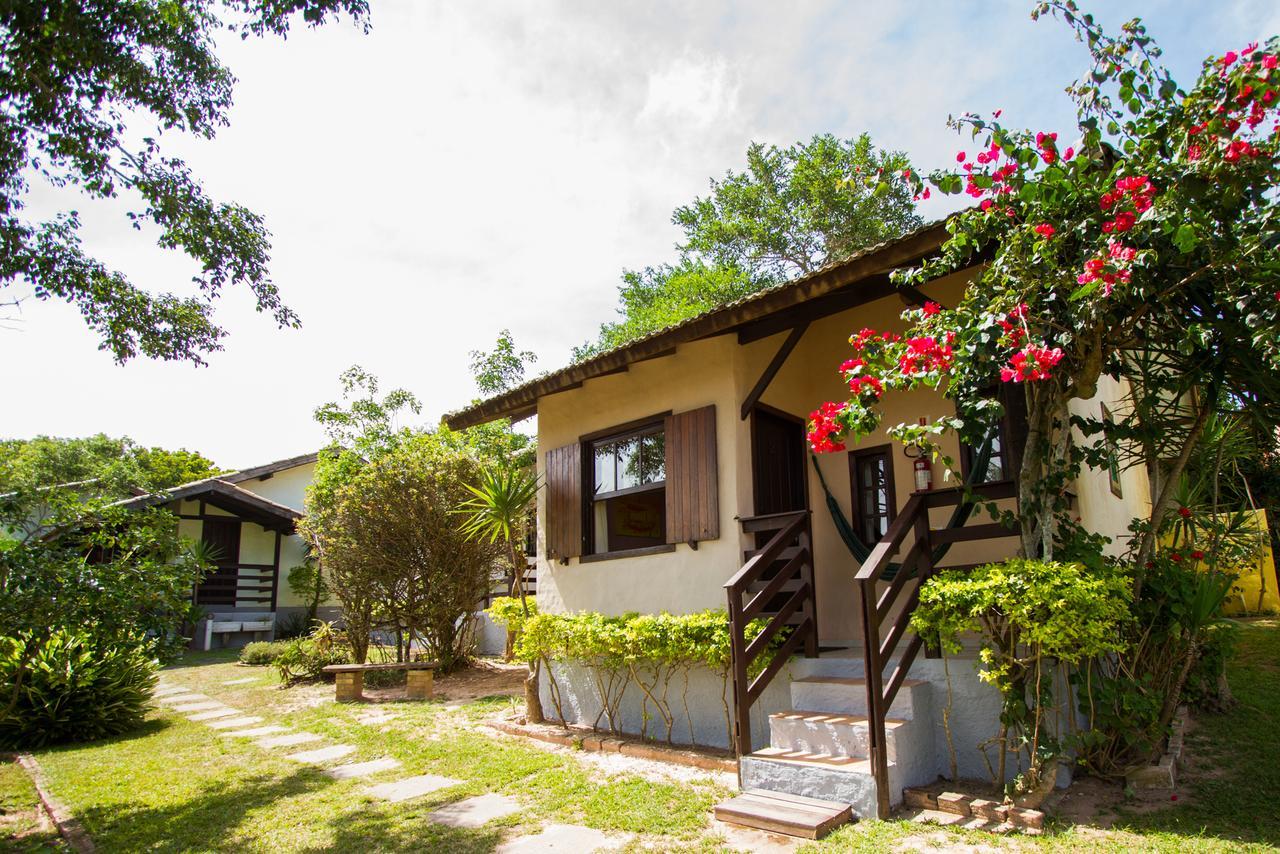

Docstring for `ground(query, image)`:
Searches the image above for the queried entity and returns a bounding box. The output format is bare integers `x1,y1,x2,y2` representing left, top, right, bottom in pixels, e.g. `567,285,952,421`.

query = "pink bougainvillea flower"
922,301,942,317
1033,223,1056,239
1222,50,1239,66
956,151,966,163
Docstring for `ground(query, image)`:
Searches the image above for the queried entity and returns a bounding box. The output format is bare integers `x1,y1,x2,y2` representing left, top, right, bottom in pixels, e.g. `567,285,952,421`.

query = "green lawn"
22,620,1280,852
0,758,61,852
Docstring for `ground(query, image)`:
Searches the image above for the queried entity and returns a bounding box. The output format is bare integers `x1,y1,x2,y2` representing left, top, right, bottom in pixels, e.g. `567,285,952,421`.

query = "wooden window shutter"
664,405,720,544
544,442,583,561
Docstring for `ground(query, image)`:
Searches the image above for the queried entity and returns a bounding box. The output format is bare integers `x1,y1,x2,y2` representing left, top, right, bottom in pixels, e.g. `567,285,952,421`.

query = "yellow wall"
535,272,1153,643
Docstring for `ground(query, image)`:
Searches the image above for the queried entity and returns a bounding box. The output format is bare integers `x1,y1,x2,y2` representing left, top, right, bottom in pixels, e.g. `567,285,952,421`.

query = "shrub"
275,623,351,685
238,641,291,666
0,633,157,749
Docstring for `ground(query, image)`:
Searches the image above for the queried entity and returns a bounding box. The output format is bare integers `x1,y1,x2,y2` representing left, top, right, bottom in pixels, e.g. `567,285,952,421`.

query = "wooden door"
751,406,808,516
850,445,896,545
197,518,241,606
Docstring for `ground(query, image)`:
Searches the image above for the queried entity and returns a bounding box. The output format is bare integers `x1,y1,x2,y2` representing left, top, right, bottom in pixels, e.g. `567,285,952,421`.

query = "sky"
3,0,1277,469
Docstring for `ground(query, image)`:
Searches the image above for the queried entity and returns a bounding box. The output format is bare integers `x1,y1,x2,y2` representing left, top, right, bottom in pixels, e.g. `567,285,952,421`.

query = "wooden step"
714,788,853,839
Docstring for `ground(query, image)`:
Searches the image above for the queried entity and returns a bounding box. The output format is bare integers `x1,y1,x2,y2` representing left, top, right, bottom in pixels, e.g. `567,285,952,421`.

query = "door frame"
848,443,898,545
749,402,810,517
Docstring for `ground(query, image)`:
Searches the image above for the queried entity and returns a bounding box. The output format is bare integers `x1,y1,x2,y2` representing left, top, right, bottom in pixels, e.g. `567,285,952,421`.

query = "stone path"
256,732,322,749
366,774,460,803
154,682,632,852
287,745,355,764
495,823,624,853
430,794,521,828
207,716,264,730
188,708,240,722
327,758,401,780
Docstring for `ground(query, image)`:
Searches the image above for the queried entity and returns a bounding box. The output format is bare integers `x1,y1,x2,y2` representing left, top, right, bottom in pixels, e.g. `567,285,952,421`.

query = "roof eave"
444,220,951,430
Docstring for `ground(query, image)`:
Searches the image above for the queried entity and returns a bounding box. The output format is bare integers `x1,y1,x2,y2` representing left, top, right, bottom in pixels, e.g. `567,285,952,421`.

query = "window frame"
579,412,672,559
959,418,1012,485
848,443,897,546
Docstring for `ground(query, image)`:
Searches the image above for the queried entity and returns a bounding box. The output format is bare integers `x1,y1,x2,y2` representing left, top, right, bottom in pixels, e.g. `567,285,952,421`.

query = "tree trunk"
525,659,545,724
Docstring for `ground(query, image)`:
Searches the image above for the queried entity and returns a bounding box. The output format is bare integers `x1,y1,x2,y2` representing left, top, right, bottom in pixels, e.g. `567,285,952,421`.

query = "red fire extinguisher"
913,455,933,492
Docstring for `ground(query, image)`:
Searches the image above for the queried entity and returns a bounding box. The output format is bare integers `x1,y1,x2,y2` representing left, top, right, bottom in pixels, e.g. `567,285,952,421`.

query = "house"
445,221,1153,821
115,451,337,649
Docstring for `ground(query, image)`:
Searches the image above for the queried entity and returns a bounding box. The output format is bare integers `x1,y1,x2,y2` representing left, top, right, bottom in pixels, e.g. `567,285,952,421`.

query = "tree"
0,0,368,364
674,133,922,279
311,434,502,671
470,329,537,396
576,133,921,357
808,4,1279,778
459,463,541,717
572,259,762,360
0,491,208,727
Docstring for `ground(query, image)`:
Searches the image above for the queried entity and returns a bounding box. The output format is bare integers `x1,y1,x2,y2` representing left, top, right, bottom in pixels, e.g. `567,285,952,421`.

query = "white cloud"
0,1,1267,467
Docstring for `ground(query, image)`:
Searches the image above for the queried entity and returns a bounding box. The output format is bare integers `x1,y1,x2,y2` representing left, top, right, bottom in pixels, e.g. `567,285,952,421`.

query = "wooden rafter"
740,323,809,420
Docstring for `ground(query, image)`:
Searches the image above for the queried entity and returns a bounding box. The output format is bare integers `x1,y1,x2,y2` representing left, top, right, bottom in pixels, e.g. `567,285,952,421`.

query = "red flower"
1033,223,1056,239
1191,550,1205,560
956,151,966,163
993,108,1002,118
1170,553,1183,562
1112,211,1136,232
1222,50,1239,66
1064,147,1075,160
922,301,942,317
1179,507,1192,518
1265,55,1278,70
980,199,994,211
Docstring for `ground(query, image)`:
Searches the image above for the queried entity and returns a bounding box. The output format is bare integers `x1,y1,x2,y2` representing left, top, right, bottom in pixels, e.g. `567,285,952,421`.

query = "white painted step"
740,748,900,819
768,709,911,760
788,677,926,720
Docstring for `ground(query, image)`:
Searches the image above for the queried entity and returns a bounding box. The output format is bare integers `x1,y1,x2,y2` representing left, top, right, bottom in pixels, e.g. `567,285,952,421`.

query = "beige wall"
535,272,1151,643
235,461,315,511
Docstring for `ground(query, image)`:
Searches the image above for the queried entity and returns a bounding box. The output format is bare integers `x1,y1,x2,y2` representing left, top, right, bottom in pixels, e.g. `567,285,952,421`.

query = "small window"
1102,403,1123,498
589,424,666,554
962,422,1009,484
850,446,896,545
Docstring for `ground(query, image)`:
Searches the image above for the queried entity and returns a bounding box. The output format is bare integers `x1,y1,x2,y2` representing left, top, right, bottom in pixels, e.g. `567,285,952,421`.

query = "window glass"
589,424,666,553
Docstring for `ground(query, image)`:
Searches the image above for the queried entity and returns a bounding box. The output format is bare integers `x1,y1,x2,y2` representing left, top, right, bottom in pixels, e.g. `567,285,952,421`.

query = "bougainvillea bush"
810,2,1280,782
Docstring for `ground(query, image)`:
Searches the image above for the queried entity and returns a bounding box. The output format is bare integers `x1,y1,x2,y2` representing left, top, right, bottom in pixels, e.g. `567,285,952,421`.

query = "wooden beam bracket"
740,323,809,420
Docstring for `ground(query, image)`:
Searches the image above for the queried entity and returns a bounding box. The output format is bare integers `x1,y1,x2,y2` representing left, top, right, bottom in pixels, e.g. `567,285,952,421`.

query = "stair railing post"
798,516,819,658
726,587,752,759
859,574,890,819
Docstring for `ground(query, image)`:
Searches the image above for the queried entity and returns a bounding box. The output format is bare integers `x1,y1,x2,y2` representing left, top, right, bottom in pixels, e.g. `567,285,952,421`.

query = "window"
1102,403,1123,498
962,421,1009,484
850,445,896,545
589,424,666,554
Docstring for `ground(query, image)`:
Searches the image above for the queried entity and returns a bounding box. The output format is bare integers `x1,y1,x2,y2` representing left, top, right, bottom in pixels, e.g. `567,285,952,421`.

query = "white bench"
203,612,275,649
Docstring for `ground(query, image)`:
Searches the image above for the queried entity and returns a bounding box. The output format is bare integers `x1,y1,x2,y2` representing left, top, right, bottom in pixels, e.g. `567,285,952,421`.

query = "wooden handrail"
725,510,818,757
856,480,1018,818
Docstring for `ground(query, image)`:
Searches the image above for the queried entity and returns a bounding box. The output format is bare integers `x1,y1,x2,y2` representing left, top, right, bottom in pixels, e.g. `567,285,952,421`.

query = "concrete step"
714,788,852,840
740,748,900,819
789,676,927,720
768,709,910,760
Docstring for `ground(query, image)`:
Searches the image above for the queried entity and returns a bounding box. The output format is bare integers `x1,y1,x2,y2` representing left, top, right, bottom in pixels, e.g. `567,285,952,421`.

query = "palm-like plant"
458,462,543,721
458,464,539,613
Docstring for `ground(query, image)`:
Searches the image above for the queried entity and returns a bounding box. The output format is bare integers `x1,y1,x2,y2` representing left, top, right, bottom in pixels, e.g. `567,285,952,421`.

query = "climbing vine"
488,601,781,747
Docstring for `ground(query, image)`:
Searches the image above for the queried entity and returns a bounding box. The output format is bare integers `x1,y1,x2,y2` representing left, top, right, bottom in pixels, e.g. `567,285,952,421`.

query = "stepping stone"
495,823,623,853
256,732,322,749
430,793,521,828
367,774,461,803
221,725,289,739
327,758,402,780
158,693,206,705
188,708,241,722
207,716,264,730
222,677,259,686
155,685,190,697
287,745,356,764
171,701,223,713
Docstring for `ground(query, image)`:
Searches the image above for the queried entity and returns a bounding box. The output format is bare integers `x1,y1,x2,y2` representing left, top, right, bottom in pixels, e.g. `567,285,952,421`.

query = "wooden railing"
857,481,1018,817
480,566,538,609
723,510,819,757
194,563,279,607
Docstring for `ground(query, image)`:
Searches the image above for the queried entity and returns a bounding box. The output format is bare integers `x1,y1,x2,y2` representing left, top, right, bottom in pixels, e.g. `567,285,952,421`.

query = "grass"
20,620,1280,852
0,758,61,852
28,652,729,852
800,618,1280,853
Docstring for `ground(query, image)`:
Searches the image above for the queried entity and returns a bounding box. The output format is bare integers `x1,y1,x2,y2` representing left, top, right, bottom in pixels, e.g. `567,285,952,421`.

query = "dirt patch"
355,658,526,703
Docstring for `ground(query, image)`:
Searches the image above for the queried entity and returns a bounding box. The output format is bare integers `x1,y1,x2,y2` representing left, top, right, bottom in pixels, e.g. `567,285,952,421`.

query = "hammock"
810,430,997,581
